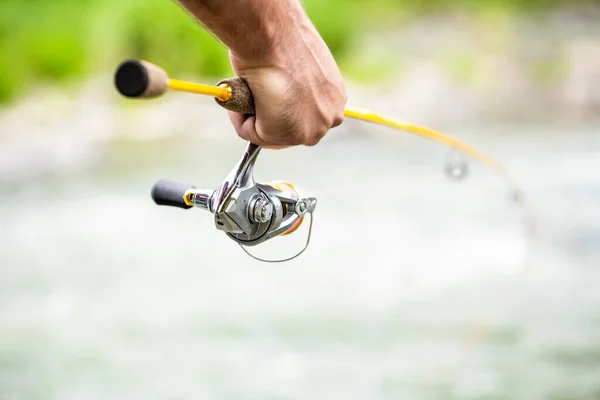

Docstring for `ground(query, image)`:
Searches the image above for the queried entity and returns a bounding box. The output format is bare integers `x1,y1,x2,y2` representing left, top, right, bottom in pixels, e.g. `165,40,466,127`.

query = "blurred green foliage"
0,0,594,103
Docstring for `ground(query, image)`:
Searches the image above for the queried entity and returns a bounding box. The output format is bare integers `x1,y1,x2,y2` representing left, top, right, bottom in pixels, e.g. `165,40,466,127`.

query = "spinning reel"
150,143,316,261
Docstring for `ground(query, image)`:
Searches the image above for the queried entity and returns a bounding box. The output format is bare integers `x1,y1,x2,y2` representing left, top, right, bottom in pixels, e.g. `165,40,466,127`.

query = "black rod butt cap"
115,59,149,98
151,179,194,209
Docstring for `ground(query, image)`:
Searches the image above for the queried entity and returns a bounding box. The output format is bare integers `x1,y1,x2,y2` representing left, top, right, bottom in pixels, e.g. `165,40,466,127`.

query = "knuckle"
304,124,327,146
331,109,345,127
305,138,321,147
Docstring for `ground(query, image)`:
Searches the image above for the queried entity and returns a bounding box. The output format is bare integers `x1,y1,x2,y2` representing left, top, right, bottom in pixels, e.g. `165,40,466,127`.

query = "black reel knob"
151,179,195,209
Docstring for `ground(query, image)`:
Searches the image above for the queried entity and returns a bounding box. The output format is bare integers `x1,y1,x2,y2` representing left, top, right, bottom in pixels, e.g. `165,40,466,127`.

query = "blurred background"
1,0,600,399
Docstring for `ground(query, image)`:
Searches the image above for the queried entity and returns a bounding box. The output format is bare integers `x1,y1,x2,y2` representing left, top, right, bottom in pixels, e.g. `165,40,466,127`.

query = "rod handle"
114,59,255,114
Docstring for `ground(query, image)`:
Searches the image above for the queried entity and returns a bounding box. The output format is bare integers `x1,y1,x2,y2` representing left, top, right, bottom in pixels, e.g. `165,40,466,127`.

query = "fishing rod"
113,58,539,385
114,59,536,263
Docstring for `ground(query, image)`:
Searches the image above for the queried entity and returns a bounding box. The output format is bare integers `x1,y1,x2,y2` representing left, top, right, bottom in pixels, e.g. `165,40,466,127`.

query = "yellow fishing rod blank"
168,79,232,102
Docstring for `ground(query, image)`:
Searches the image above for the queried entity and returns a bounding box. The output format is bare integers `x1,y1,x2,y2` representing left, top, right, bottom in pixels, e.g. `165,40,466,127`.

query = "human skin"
176,0,347,148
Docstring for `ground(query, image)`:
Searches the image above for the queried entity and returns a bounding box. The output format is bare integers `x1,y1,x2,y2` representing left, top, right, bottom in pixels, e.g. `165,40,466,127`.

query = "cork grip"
114,59,169,99
215,78,255,115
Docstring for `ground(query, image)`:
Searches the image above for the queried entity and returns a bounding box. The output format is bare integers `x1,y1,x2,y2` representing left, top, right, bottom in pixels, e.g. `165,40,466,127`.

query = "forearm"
176,0,311,62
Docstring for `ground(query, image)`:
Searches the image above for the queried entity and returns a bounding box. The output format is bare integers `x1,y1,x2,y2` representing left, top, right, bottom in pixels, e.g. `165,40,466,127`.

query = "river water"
1,102,599,399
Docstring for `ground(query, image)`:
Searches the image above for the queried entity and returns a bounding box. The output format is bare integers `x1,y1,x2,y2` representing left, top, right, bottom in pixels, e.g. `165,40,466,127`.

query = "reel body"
151,142,317,252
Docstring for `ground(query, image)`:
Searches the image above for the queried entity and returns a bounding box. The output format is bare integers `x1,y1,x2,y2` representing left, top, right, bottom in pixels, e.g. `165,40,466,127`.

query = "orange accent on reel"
267,181,304,236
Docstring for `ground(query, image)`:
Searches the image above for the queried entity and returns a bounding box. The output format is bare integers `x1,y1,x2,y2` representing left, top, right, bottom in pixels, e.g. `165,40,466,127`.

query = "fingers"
227,111,288,150
229,111,341,150
228,111,263,145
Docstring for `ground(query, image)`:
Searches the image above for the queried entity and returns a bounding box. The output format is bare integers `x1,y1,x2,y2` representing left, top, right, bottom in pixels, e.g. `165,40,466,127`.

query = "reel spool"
267,181,306,236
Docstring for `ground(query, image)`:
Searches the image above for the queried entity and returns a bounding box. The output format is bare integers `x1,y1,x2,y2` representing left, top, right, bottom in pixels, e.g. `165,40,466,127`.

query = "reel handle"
151,179,195,209
114,59,255,114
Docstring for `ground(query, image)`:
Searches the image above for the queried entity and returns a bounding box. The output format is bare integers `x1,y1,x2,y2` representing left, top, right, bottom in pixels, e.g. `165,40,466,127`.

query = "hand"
226,16,347,148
